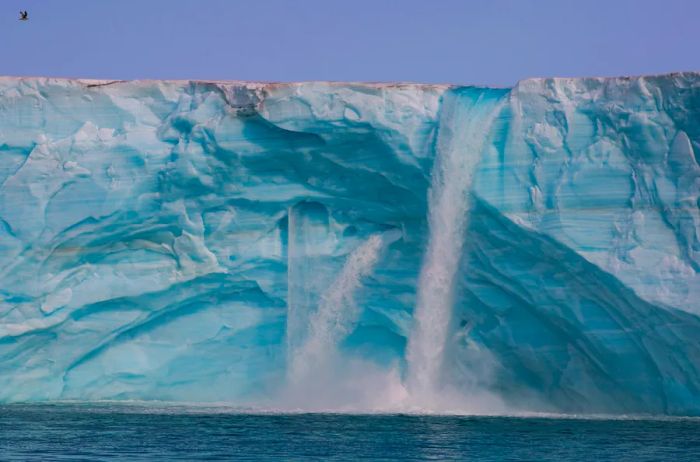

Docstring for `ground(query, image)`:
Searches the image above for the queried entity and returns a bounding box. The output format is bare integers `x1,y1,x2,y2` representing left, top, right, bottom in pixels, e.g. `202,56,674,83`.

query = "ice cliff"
0,74,698,415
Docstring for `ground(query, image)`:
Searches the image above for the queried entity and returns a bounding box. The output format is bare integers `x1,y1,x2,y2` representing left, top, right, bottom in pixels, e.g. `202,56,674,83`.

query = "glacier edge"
0,73,698,414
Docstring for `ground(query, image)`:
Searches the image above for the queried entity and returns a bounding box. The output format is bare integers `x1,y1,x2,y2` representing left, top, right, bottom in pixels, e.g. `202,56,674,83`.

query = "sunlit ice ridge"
0,74,699,416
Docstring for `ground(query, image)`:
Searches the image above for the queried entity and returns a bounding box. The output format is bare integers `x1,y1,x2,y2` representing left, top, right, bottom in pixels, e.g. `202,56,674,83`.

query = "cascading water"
406,89,505,402
280,229,405,410
289,229,401,382
281,90,506,412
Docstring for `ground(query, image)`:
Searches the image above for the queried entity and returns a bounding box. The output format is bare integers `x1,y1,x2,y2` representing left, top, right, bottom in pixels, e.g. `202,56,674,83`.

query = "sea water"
0,404,699,461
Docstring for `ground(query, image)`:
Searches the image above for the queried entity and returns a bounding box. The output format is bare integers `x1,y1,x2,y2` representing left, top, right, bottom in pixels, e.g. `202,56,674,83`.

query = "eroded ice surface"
0,75,698,414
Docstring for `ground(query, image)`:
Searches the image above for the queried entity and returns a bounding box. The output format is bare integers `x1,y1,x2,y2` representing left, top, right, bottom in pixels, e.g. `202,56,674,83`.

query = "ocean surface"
0,404,699,461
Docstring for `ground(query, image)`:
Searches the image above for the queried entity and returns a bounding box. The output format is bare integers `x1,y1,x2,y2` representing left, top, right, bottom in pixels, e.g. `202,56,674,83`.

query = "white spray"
289,229,400,383
406,90,503,403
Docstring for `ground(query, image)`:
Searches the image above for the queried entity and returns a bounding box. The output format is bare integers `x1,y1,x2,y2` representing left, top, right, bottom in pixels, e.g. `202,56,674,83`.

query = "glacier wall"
0,74,698,414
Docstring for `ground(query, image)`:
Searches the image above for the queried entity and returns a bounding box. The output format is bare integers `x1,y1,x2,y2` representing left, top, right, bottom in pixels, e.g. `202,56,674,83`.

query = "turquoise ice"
0,75,698,414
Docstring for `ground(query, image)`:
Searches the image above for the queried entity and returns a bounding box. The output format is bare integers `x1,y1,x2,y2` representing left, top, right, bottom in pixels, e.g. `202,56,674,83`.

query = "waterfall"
406,89,503,399
281,89,504,411
289,229,400,382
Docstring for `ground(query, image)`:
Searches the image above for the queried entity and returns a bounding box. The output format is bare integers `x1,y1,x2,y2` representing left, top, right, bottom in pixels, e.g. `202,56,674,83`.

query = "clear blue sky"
3,0,699,86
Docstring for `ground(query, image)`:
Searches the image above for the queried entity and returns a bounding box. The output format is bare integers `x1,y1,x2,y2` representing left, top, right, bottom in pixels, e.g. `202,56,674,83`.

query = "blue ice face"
0,75,698,415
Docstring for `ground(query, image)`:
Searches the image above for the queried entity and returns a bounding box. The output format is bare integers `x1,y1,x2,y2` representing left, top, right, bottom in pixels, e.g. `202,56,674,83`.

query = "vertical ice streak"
289,229,400,382
285,202,334,364
406,90,503,400
286,204,298,359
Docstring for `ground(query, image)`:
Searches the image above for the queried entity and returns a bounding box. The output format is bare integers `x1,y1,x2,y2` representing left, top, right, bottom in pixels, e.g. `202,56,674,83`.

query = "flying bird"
19,11,28,21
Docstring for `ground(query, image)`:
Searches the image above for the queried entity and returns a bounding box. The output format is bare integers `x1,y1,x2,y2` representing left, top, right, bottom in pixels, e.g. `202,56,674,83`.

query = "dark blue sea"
1,404,699,461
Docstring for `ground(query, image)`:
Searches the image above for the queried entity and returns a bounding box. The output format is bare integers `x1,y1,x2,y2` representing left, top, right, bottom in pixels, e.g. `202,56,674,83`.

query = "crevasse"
0,75,698,415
